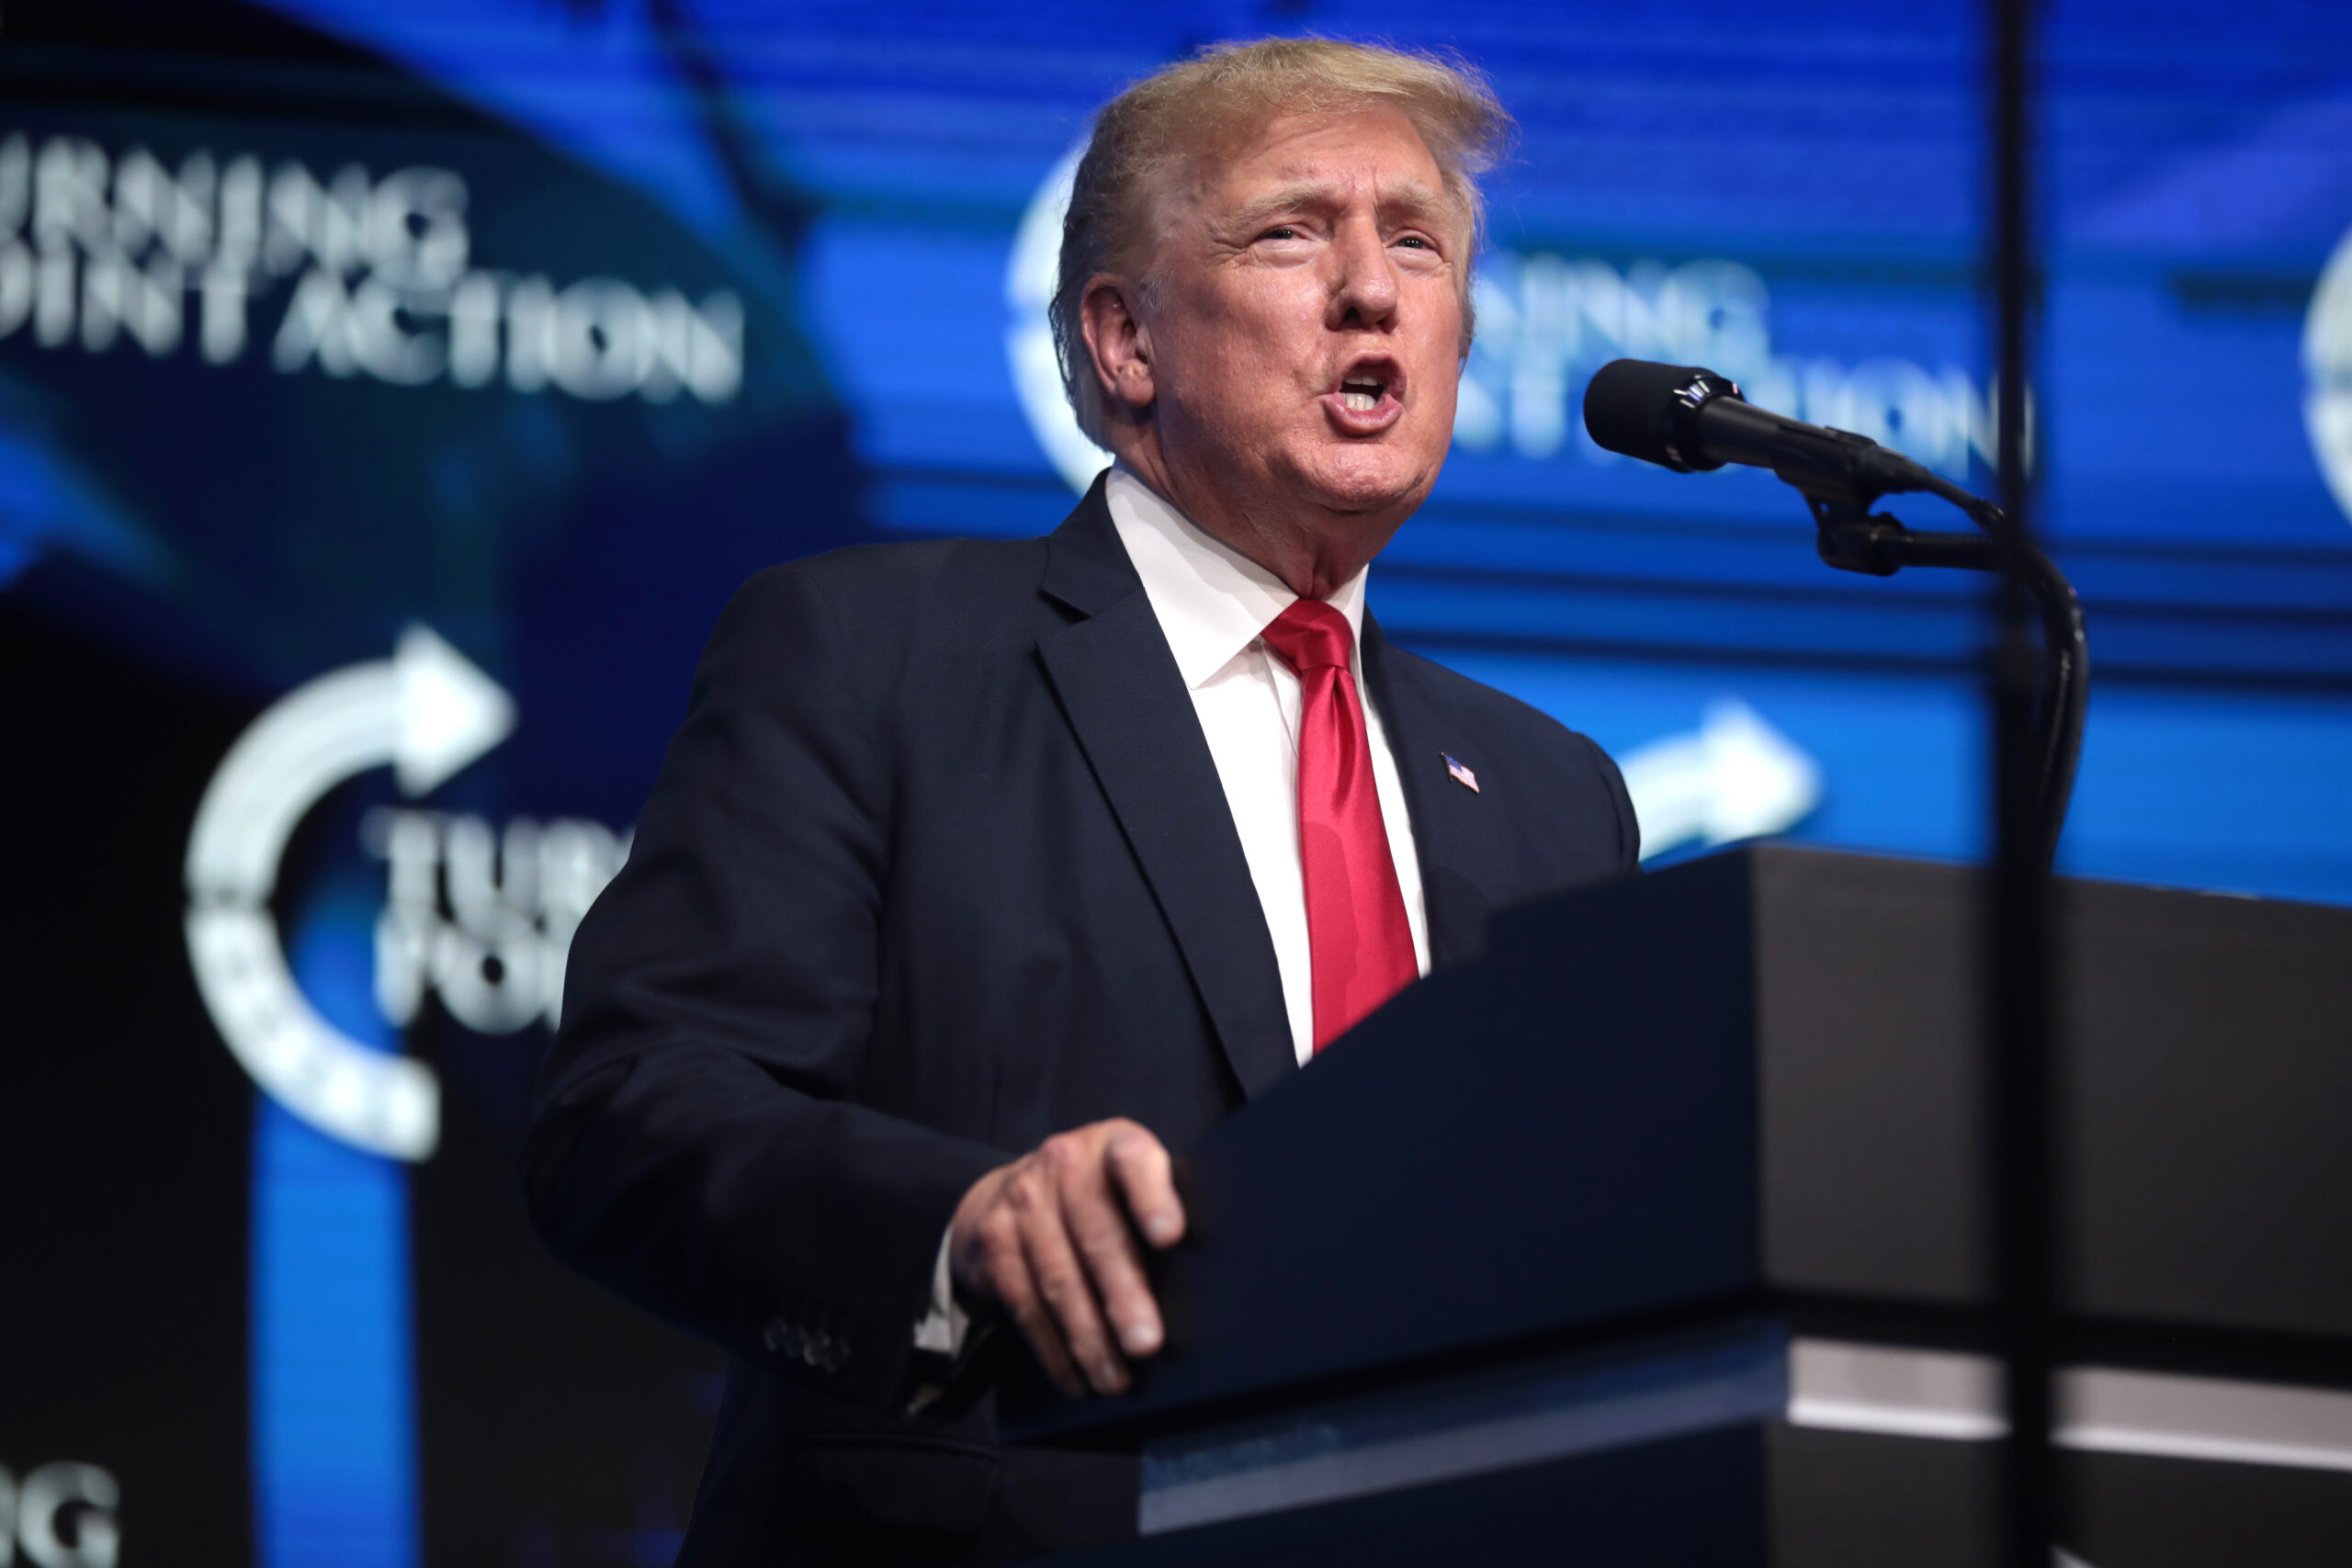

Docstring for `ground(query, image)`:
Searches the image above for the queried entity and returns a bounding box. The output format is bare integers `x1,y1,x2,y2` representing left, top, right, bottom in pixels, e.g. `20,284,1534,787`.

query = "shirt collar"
1103,462,1369,690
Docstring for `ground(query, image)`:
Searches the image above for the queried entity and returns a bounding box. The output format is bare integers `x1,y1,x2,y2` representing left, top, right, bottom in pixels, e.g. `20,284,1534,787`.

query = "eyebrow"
1226,176,1457,234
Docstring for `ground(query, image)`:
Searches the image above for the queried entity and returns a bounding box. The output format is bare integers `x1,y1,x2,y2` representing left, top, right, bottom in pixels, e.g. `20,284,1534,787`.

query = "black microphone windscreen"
1581,358,1707,467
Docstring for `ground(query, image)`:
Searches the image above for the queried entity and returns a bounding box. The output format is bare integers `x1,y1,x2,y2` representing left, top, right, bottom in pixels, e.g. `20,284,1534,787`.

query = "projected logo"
2305,220,2352,527
184,627,626,1160
1006,150,2001,491
0,131,741,404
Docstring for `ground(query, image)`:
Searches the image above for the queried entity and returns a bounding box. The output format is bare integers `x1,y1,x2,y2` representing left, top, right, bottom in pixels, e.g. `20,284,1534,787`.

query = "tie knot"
1260,598,1354,674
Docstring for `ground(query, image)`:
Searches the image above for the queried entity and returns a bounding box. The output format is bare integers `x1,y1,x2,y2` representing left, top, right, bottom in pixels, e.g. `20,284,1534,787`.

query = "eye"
1258,225,1301,242
1396,234,1433,252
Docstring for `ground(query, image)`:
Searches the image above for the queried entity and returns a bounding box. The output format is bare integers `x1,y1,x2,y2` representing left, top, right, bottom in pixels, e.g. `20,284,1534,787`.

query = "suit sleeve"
1581,732,1642,871
522,562,1005,1410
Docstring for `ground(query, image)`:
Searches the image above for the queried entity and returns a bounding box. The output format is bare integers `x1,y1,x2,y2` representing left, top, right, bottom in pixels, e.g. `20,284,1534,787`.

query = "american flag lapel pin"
1442,752,1479,794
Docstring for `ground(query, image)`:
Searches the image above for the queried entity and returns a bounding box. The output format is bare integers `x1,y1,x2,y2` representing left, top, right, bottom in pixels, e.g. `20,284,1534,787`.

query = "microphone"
1581,362,2087,873
1581,358,1933,500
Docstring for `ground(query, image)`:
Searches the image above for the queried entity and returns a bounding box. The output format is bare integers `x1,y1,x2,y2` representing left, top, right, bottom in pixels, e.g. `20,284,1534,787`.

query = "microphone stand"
1764,446,2087,870
1767,425,2081,1568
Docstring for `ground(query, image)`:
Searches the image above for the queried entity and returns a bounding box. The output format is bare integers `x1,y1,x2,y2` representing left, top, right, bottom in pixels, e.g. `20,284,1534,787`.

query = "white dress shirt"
912,464,1432,1367
1104,462,1431,1058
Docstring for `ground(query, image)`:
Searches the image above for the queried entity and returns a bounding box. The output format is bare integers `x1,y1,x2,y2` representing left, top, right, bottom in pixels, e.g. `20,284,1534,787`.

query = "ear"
1078,277,1157,413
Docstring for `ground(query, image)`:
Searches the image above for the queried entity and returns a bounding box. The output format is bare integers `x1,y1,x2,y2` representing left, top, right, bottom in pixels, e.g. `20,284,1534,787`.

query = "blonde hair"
1053,37,1514,445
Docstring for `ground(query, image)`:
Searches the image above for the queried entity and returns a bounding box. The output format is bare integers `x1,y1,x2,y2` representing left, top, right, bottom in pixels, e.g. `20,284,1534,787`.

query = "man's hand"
948,1118,1184,1397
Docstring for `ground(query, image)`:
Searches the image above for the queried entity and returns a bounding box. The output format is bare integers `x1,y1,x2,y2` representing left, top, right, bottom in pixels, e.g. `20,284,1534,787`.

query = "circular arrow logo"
2307,221,2352,528
184,626,514,1161
1007,143,1113,496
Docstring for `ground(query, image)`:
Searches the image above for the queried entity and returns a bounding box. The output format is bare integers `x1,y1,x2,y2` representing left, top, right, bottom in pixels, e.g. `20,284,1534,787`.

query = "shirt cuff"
910,1222,969,1359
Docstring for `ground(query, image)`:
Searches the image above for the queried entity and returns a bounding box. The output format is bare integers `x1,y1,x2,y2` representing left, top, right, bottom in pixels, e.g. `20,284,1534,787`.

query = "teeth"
1342,391,1379,412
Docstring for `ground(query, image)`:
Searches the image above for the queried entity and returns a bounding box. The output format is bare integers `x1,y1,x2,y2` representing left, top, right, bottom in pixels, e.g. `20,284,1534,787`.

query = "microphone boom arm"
1792,465,2086,871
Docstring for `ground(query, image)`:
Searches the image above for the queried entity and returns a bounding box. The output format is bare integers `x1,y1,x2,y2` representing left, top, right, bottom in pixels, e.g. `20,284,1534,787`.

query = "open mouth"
1331,356,1404,418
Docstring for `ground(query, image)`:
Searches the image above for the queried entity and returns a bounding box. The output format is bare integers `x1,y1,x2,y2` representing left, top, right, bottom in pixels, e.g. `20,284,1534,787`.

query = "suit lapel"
1034,483,1296,1100
1362,614,1497,967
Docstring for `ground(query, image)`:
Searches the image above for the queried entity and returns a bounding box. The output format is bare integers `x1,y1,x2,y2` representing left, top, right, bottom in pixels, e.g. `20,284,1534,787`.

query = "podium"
1011,846,2352,1565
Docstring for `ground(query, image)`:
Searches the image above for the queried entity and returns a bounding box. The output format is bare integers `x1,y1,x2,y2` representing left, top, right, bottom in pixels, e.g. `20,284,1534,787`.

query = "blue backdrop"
2,2,2348,1563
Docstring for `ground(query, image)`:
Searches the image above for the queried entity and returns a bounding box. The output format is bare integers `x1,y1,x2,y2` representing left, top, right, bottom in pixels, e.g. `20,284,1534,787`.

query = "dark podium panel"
1010,846,2352,1564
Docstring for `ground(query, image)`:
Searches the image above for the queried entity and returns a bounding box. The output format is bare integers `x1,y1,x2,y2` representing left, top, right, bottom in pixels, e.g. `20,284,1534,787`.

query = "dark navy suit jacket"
525,479,1638,1564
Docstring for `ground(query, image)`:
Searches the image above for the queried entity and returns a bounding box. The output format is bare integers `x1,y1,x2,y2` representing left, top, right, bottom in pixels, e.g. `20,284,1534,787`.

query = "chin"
1298,442,1437,515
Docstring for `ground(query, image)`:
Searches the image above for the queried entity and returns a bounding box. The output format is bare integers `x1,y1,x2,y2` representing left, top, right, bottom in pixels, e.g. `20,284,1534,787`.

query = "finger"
988,1225,1085,1398
947,1169,1012,1303
1066,1162,1162,1359
1105,1124,1185,1248
1018,1187,1129,1395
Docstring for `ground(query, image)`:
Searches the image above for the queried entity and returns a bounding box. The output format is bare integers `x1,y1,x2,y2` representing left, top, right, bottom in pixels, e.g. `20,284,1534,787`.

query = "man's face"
1135,107,1466,533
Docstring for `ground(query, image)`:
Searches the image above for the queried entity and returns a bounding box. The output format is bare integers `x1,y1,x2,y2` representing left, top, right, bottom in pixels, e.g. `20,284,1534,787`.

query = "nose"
1325,214,1399,332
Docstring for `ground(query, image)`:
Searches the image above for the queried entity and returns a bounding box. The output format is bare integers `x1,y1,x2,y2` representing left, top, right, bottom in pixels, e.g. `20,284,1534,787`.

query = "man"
526,37,1637,1566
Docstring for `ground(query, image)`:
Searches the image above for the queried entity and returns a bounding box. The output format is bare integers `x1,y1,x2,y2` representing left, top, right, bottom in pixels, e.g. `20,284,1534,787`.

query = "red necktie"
1259,600,1419,1054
